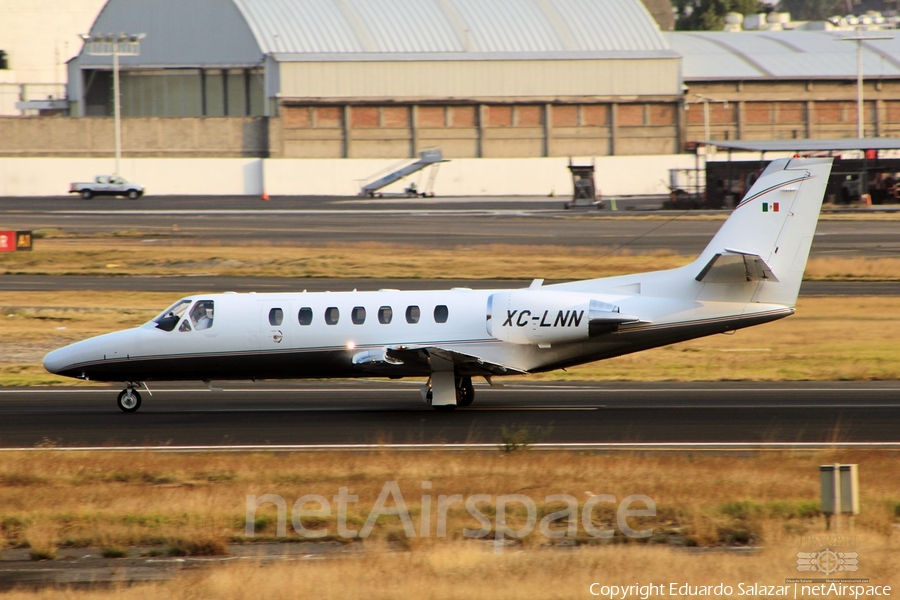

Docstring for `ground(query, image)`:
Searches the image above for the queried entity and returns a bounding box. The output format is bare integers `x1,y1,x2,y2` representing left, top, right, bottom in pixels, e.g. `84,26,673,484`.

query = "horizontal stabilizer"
695,249,779,283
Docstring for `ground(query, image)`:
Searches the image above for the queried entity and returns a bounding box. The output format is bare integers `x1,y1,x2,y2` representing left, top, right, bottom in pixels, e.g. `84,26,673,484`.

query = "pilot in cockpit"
190,301,214,330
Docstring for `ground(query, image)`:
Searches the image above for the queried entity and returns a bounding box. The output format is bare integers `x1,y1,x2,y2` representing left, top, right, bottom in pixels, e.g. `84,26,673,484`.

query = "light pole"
79,33,145,176
838,32,890,139
687,94,729,204
692,94,729,156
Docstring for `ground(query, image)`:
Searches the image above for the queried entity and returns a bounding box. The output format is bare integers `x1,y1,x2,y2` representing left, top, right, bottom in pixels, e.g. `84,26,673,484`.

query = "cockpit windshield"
152,299,215,332
153,299,191,332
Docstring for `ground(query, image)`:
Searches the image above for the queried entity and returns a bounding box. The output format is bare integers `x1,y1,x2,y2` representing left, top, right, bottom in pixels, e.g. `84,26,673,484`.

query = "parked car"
69,175,144,200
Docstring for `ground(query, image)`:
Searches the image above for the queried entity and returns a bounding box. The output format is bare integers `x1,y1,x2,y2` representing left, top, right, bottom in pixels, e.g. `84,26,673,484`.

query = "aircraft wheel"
456,376,475,407
433,404,456,412
117,389,142,412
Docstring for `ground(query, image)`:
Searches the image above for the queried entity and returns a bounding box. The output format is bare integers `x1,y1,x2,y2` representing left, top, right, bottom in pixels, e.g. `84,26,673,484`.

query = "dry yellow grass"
0,239,689,280
3,539,899,600
804,257,900,281
1,451,898,598
0,450,897,551
6,238,900,281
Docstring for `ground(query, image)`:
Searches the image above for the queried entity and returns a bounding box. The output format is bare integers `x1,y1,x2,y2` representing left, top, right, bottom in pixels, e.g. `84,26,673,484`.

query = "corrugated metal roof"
667,31,900,80
232,0,675,58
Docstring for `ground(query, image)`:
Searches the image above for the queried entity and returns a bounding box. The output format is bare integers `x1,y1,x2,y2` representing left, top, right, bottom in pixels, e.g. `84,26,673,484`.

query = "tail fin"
691,157,832,306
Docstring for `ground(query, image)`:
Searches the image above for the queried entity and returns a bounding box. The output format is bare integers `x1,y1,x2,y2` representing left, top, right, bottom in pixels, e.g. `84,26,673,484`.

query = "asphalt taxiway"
1,382,898,448
2,195,899,257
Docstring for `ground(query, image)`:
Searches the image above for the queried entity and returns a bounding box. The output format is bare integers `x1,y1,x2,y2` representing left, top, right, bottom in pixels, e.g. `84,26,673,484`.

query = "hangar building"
5,0,900,162
66,0,685,158
668,30,900,142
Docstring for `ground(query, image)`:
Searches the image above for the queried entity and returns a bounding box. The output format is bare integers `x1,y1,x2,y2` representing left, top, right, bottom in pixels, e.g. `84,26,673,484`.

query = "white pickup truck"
69,175,144,200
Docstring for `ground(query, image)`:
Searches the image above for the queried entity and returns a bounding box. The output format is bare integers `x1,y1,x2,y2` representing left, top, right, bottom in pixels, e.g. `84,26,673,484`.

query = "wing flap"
385,345,528,376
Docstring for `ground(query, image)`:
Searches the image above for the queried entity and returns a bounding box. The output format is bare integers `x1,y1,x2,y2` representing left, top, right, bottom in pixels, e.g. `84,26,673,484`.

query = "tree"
776,0,847,20
674,0,768,30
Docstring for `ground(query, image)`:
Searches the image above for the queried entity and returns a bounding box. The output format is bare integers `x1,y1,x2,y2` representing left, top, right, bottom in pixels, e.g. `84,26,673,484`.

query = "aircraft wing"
352,344,527,376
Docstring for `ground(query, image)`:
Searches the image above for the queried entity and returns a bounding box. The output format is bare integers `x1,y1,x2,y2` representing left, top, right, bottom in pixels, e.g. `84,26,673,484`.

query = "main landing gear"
117,384,143,412
422,375,474,411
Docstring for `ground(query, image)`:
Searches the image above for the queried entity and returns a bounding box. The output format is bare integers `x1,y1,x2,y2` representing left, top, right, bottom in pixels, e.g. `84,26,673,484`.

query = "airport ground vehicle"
69,175,144,200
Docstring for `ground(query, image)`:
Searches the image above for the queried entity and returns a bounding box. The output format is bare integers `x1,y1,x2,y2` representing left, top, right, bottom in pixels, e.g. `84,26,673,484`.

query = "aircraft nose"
43,344,81,375
43,329,139,378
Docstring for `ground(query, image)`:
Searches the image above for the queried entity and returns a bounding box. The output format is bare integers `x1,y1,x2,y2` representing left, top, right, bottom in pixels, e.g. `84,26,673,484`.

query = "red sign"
0,231,14,252
0,230,32,251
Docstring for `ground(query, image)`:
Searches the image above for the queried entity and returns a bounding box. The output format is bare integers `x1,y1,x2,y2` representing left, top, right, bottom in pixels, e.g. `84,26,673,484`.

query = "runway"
1,195,899,257
1,381,898,448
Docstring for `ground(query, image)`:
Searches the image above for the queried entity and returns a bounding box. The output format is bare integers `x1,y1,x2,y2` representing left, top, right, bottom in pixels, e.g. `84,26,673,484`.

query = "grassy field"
3,238,900,281
2,292,898,386
0,450,898,597
3,540,899,599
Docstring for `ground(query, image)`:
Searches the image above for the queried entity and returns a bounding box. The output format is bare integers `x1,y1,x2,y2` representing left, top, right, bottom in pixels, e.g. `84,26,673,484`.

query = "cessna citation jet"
44,158,832,412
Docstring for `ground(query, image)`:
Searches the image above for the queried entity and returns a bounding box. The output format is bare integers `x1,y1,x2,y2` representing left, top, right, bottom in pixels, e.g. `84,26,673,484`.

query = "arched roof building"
57,0,900,160
69,0,681,117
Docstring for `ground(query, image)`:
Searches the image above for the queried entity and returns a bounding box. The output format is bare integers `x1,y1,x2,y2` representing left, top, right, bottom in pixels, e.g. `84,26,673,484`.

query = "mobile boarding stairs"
359,149,446,197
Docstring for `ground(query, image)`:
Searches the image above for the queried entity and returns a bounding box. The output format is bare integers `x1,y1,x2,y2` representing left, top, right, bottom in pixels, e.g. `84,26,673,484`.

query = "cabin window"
325,307,340,325
298,307,313,325
351,306,366,325
406,305,420,324
190,300,215,330
434,305,449,323
179,320,192,332
153,299,191,332
378,306,393,324
269,308,284,326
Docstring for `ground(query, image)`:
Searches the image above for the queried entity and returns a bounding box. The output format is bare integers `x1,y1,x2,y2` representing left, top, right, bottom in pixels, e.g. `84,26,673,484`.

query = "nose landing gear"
117,385,143,412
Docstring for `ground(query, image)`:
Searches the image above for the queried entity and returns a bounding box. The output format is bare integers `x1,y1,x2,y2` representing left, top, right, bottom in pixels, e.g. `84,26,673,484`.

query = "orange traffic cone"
261,189,270,201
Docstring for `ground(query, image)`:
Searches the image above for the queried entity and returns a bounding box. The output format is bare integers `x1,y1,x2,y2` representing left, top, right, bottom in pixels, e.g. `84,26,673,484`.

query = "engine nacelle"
487,290,637,345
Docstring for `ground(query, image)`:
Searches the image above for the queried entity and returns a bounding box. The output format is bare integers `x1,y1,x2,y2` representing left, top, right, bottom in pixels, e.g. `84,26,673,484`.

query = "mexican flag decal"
762,202,780,213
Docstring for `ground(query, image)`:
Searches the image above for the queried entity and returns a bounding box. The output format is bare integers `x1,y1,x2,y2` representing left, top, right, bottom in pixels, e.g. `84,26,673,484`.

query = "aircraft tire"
117,389,142,412
457,377,475,407
432,404,456,412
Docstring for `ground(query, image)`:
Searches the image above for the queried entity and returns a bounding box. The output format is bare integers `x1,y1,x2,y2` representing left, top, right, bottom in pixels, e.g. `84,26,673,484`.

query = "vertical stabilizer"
692,157,832,306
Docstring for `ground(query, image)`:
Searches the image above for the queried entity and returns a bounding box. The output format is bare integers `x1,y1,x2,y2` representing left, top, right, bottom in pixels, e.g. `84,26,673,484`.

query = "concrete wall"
0,155,704,197
0,117,269,157
0,158,263,196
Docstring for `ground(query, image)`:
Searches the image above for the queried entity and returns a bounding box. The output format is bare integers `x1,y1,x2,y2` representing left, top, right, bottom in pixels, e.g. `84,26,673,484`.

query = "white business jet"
44,158,832,412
